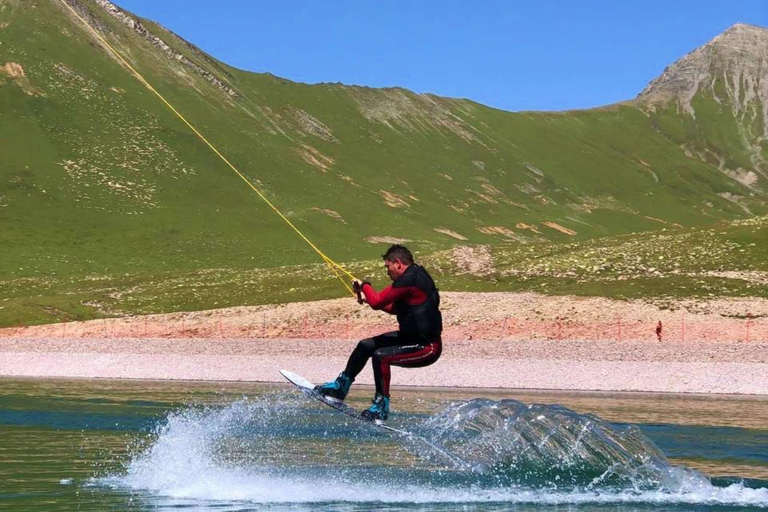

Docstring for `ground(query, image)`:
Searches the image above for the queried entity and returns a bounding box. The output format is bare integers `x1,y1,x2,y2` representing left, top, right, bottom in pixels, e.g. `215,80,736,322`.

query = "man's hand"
352,279,365,304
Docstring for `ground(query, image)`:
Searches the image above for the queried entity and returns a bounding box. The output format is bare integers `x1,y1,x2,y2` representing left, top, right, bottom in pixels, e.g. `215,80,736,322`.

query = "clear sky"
116,0,767,112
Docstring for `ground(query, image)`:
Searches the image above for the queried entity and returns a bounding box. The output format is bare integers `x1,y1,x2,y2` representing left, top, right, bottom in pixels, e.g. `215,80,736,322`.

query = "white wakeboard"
279,369,406,434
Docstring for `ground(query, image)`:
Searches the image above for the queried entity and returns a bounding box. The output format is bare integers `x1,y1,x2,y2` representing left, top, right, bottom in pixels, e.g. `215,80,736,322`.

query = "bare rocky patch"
296,144,333,172
311,207,345,223
643,216,683,228
364,236,411,244
515,183,540,194
718,192,753,215
704,270,768,285
452,245,493,276
725,168,759,187
525,164,545,177
477,226,520,241
1,62,23,78
348,87,484,144
542,222,577,236
289,107,338,143
434,228,468,241
470,191,498,204
337,174,361,188
379,190,410,208
515,222,541,234
85,0,238,97
1,62,45,96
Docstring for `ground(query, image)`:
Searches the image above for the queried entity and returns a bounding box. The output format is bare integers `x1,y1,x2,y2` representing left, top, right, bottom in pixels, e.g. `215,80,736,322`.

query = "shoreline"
3,372,764,401
2,336,766,395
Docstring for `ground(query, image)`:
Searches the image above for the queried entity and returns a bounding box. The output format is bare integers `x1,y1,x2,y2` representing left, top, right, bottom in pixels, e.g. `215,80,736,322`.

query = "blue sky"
117,0,767,112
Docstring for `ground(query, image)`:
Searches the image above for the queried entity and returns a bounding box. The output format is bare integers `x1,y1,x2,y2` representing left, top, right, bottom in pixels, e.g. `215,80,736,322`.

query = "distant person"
315,245,442,422
656,321,663,342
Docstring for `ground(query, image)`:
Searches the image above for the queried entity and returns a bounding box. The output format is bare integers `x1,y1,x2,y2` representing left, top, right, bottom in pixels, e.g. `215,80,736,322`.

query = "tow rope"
59,0,357,295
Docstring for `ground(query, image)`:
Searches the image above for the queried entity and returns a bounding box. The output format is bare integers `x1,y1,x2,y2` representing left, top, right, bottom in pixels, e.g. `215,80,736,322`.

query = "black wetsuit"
344,264,442,396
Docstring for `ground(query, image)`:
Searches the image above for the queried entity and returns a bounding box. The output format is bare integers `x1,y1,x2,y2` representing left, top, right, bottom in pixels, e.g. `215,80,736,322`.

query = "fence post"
681,312,685,343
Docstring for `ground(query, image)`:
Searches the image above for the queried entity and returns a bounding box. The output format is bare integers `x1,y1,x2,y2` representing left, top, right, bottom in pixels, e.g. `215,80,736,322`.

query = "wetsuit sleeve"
362,283,410,312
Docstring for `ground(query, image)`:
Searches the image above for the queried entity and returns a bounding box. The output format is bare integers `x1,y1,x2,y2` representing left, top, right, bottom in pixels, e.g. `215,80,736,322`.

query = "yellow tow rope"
59,0,357,295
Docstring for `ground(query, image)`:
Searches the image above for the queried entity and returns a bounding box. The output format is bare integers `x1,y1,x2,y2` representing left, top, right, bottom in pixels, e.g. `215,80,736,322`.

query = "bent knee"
355,338,376,355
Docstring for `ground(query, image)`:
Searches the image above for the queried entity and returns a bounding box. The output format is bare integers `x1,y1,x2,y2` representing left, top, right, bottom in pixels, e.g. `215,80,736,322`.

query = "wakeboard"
279,369,406,434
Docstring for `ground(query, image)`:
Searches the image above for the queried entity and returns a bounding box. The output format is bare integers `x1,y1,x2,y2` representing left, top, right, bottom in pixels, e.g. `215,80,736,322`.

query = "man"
315,244,442,422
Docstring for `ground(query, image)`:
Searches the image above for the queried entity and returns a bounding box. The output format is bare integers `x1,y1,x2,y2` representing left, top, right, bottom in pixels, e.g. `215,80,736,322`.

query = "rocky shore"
1,292,766,395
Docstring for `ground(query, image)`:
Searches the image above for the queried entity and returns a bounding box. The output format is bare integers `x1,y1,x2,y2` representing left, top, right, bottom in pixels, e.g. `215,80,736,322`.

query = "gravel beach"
1,336,766,395
2,292,767,394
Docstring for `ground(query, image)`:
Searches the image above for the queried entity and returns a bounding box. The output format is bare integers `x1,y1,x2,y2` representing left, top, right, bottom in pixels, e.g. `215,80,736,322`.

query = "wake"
95,393,768,508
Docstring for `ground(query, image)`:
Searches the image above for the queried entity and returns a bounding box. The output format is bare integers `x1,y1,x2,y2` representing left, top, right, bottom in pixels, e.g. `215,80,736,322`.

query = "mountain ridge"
637,23,768,113
0,0,766,325
633,22,768,199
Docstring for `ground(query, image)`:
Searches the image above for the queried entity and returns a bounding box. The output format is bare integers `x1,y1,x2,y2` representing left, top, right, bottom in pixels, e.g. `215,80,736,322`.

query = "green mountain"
0,0,766,325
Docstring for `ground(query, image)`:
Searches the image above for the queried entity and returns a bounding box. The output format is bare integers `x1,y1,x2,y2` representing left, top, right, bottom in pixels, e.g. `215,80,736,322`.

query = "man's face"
384,258,406,281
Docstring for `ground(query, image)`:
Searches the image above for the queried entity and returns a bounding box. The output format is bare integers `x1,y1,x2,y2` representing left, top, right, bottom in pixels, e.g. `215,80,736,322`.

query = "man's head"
382,244,414,281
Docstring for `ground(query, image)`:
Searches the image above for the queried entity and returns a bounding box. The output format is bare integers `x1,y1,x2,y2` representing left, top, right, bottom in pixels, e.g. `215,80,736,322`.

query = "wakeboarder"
315,245,443,421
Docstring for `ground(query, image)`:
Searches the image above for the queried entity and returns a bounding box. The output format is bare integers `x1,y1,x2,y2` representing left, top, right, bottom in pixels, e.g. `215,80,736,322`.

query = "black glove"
353,280,370,304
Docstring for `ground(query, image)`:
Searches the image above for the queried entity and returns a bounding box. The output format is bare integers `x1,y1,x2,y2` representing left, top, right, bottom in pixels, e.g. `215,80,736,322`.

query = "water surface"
1,378,767,511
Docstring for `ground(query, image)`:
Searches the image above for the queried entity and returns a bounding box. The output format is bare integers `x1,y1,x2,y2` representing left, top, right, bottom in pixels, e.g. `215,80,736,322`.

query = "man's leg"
316,332,400,401
371,337,442,396
359,336,442,421
343,331,400,381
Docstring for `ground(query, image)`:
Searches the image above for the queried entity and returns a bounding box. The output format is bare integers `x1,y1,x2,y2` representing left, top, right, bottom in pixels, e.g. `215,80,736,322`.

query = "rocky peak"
637,24,768,118
63,0,238,97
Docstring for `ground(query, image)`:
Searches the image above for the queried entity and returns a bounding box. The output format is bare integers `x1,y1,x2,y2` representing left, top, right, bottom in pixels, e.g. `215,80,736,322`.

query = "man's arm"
361,283,410,312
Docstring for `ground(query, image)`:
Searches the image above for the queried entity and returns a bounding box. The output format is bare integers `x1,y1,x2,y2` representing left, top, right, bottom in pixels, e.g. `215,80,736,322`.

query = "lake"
1,377,767,511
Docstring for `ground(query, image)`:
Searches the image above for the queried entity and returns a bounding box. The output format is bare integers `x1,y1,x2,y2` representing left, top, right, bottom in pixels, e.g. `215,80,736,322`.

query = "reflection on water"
1,377,767,511
678,459,768,481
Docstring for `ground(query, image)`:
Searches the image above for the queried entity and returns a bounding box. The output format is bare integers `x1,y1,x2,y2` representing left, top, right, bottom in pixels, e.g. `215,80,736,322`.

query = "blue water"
1,378,767,511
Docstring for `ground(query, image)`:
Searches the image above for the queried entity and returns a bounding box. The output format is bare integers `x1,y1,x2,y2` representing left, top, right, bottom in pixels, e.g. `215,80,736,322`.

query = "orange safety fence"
1,313,766,342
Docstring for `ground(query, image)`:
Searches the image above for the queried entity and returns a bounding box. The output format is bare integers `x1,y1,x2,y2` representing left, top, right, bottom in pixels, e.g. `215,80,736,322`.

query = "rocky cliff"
638,24,768,118
636,23,768,193
62,0,238,97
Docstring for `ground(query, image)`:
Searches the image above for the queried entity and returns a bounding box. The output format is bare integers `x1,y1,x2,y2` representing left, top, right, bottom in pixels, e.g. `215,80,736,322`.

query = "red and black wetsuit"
343,264,442,397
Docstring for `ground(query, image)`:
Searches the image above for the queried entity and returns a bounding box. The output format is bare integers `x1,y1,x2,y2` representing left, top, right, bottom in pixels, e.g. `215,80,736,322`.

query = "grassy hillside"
0,0,766,326
0,216,765,327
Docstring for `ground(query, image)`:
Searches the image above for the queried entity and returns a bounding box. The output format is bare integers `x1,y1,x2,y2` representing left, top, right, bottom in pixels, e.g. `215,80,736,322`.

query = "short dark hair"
382,244,414,265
